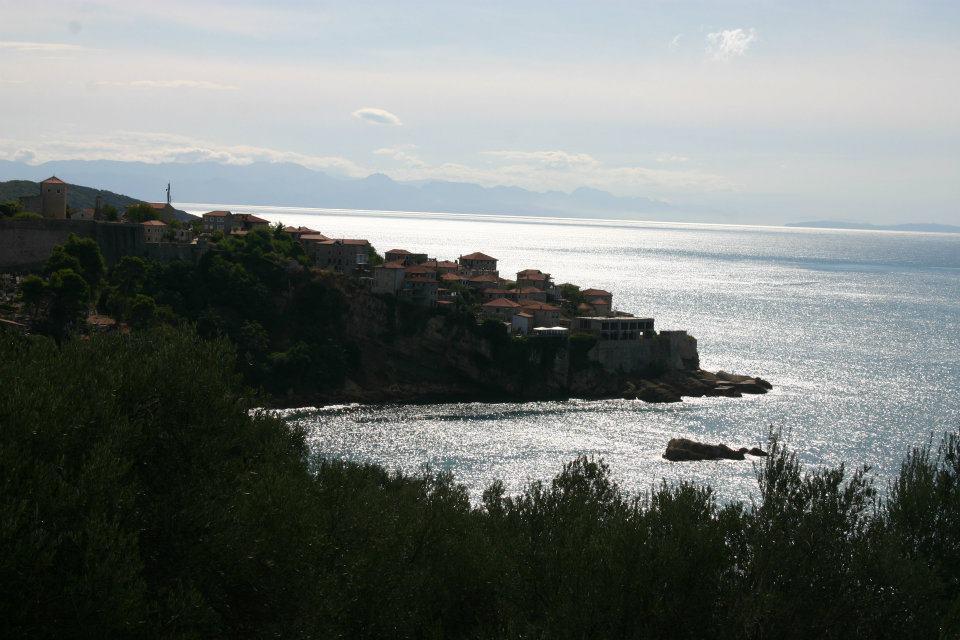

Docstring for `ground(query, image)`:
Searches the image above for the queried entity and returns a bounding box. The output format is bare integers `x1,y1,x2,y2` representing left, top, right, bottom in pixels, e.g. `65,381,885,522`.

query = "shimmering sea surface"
184,203,960,502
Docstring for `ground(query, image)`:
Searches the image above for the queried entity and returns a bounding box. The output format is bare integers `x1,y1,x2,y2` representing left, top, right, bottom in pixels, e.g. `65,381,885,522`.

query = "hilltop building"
18,176,68,219
458,251,498,276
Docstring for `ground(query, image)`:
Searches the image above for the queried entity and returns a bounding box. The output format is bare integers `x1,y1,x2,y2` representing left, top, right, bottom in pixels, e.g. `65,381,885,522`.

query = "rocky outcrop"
619,370,772,403
663,438,769,462
292,284,774,408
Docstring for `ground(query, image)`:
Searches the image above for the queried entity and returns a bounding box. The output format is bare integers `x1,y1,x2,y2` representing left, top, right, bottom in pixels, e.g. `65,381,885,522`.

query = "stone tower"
40,176,67,219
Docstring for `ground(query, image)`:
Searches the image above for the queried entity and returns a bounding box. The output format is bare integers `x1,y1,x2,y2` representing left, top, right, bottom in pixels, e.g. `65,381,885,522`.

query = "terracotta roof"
405,265,435,274
483,298,521,308
86,314,117,327
203,210,231,217
239,214,270,223
517,287,543,294
519,272,547,280
517,269,548,276
317,238,369,246
440,273,462,281
299,233,330,242
386,248,411,254
381,260,406,269
589,298,610,306
484,288,514,296
436,260,458,268
520,301,561,312
581,288,612,297
460,251,496,261
41,176,65,184
142,219,167,226
468,274,499,283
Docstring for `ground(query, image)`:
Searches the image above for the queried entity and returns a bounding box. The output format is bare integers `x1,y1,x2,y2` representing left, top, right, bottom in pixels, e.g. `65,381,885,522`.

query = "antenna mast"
166,182,171,205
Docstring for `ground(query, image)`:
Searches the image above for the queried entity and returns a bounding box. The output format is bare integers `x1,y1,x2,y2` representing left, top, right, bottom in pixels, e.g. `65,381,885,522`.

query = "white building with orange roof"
311,238,371,274
141,219,167,243
385,248,428,265
519,300,563,328
458,251,498,275
373,261,406,294
481,297,521,322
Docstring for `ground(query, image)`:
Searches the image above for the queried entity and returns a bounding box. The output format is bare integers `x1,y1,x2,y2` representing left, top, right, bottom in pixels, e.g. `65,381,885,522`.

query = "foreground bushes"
1,327,958,638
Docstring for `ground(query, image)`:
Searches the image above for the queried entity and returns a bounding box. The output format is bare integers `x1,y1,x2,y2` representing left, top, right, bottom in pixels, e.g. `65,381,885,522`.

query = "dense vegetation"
2,326,959,638
20,229,363,399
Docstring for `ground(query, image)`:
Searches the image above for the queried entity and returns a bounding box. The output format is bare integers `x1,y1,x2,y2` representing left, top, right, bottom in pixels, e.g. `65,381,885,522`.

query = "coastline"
267,368,773,410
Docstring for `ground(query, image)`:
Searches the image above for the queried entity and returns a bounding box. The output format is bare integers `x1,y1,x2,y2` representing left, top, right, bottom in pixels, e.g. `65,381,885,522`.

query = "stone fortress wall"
0,218,205,272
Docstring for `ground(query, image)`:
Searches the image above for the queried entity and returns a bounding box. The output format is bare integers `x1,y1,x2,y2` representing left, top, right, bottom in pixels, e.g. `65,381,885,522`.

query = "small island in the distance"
786,219,960,233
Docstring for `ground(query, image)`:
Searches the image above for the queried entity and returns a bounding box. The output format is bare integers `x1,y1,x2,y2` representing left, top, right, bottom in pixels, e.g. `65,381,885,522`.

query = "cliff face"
306,285,727,406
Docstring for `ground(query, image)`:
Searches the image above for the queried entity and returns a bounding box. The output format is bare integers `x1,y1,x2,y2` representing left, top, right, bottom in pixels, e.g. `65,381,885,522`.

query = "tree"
101,204,119,221
0,199,22,217
128,294,156,328
59,234,106,293
112,256,148,297
47,269,91,338
125,203,158,223
18,275,47,319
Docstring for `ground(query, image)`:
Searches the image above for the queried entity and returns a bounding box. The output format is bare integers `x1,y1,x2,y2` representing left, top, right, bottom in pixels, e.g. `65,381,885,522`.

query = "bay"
182,203,960,502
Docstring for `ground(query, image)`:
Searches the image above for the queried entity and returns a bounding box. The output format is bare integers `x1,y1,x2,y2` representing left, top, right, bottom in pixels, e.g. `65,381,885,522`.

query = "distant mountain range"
0,159,701,221
786,220,960,234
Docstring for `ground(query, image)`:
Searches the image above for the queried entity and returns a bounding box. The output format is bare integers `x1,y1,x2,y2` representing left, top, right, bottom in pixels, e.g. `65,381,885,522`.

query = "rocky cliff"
300,285,770,406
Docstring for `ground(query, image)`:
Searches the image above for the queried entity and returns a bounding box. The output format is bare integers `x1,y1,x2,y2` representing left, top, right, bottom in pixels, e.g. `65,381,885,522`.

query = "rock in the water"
663,438,767,462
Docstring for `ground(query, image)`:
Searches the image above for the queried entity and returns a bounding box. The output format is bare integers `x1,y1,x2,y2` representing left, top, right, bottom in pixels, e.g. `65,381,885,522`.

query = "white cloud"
706,28,757,61
373,144,425,167
0,131,366,177
93,79,238,91
482,150,600,170
352,107,403,126
0,40,86,53
12,149,37,163
656,155,690,164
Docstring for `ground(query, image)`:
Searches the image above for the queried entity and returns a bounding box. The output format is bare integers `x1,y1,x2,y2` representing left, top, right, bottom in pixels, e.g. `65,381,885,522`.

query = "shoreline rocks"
662,437,769,462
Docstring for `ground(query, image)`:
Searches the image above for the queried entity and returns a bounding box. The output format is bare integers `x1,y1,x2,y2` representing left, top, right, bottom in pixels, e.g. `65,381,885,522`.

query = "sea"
182,203,960,503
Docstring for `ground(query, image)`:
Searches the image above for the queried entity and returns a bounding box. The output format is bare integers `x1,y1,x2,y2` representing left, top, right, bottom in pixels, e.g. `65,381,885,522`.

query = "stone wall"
588,330,699,373
0,218,208,272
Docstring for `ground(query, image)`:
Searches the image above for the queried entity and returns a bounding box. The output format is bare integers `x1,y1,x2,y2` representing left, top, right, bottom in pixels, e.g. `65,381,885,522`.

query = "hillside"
0,179,196,222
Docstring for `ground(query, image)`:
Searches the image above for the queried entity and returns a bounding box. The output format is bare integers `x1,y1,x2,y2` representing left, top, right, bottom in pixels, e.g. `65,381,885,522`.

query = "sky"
0,0,958,223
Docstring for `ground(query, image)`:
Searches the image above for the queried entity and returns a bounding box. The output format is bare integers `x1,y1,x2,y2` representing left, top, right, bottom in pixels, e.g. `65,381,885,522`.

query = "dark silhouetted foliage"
2,326,959,638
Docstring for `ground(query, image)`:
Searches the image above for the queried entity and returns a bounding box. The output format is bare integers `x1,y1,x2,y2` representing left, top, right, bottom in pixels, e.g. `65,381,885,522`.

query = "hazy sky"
1,1,958,223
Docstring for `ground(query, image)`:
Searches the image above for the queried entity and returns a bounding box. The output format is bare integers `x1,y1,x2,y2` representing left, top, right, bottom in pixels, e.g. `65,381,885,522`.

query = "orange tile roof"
299,233,330,241
382,260,406,269
41,176,65,184
386,248,411,254
589,298,610,305
517,287,543,294
141,219,167,226
483,298,521,308
440,273,462,281
436,260,458,268
519,272,547,280
520,301,561,312
581,288,612,297
468,274,499,283
203,210,231,217
517,269,548,276
460,251,496,261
